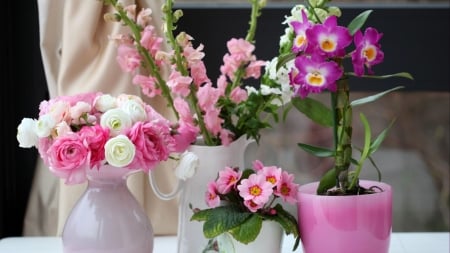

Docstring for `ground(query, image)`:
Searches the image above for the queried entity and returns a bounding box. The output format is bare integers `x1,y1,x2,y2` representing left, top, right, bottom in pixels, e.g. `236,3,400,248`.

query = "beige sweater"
23,0,178,236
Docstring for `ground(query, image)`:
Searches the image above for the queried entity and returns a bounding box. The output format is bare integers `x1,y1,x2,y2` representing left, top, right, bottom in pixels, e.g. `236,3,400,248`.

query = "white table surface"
0,232,448,253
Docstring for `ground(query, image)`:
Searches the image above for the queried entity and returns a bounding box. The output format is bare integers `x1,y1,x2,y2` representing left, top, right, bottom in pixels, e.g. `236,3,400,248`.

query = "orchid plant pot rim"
298,180,392,198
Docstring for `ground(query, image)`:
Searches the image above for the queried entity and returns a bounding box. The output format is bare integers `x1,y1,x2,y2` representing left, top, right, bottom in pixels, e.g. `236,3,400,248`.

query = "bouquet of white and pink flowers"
191,160,300,251
102,0,290,146
16,92,196,184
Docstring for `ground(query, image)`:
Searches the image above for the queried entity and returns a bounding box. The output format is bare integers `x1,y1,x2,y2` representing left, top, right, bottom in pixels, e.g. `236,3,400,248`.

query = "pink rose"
46,134,89,184
78,125,110,168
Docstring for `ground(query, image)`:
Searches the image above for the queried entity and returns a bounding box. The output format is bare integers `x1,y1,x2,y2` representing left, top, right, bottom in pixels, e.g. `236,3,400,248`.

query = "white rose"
120,99,147,123
17,118,38,148
35,114,56,138
104,135,136,168
100,108,132,136
95,94,117,112
175,151,199,181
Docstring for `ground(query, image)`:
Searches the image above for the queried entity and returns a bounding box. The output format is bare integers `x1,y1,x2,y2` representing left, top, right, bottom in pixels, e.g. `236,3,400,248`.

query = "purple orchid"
351,27,384,76
291,55,343,98
290,10,313,53
305,15,352,58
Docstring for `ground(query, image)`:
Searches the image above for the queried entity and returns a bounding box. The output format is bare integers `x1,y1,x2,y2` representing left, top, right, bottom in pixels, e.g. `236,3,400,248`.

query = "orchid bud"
328,6,342,17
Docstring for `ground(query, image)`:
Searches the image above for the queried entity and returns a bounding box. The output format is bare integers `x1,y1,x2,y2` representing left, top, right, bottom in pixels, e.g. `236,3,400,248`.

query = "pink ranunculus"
237,173,273,205
274,171,300,204
126,120,174,172
78,125,110,168
205,181,220,208
46,134,90,184
173,120,198,153
229,87,248,103
116,44,142,73
216,166,242,194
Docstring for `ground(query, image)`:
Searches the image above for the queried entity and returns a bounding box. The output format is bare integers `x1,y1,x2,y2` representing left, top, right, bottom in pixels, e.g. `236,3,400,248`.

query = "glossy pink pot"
297,180,392,253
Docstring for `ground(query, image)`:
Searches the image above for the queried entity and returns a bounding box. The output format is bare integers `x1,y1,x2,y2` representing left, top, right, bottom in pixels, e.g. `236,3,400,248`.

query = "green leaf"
317,168,337,194
271,204,299,238
297,143,335,157
291,97,333,127
347,72,414,80
347,10,373,35
369,118,396,155
276,52,296,71
348,113,372,190
191,206,252,239
229,214,262,244
367,155,382,181
350,86,404,107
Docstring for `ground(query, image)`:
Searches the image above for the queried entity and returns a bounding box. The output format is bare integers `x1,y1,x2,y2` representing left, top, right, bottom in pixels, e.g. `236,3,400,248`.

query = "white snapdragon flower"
17,118,38,148
35,114,56,138
100,108,132,136
120,99,147,123
260,84,282,96
245,86,258,95
95,94,117,112
104,135,136,168
175,151,199,181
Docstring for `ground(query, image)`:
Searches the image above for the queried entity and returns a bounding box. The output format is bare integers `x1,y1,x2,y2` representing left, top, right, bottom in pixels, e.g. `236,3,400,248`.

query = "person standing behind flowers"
23,0,179,236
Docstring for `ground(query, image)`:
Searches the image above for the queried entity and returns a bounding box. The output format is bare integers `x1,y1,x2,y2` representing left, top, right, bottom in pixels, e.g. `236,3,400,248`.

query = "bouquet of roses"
16,92,196,184
103,0,290,146
191,160,300,251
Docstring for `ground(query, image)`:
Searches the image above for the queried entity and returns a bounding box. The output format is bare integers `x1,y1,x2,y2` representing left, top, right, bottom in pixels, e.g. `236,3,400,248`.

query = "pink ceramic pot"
297,180,392,253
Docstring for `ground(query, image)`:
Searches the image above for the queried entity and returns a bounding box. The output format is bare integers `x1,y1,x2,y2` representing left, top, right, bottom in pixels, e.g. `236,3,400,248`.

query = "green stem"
333,78,352,190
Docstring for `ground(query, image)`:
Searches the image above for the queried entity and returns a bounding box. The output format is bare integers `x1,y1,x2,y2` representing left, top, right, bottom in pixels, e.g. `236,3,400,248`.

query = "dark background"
0,1,448,238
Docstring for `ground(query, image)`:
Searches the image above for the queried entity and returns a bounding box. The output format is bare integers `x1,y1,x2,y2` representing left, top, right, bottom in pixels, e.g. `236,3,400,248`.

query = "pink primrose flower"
46,133,90,185
274,171,299,204
237,173,273,205
251,160,264,171
132,74,161,98
216,166,242,194
259,165,282,186
116,44,142,73
351,27,384,76
205,181,220,208
244,199,264,213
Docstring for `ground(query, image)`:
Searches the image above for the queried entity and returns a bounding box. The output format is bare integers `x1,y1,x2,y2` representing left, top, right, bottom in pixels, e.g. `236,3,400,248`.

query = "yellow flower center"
280,183,290,196
295,35,306,48
363,45,377,62
306,72,325,87
249,185,262,196
320,38,336,52
266,175,277,184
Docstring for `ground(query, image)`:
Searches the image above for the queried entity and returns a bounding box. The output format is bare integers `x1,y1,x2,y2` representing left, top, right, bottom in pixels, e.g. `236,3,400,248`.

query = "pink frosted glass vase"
297,180,392,253
62,165,154,253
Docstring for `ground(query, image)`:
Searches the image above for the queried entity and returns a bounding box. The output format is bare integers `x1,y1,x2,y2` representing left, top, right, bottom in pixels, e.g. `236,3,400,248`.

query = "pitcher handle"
148,172,184,201
148,151,199,201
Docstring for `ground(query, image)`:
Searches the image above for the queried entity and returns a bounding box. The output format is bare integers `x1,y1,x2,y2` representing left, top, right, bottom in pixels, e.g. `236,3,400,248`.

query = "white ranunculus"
35,114,56,138
17,118,38,148
95,94,117,112
175,151,199,181
104,135,136,168
70,101,92,124
55,121,72,137
100,108,132,136
120,99,147,123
